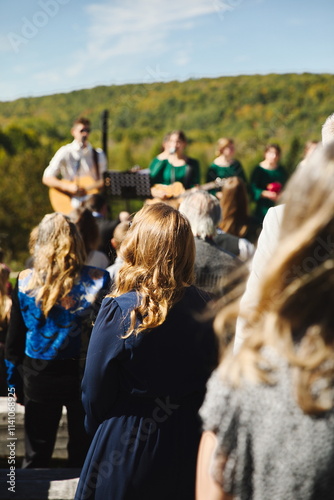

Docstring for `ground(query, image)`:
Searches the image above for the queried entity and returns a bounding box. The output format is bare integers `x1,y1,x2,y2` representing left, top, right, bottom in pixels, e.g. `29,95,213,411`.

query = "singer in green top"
149,130,200,191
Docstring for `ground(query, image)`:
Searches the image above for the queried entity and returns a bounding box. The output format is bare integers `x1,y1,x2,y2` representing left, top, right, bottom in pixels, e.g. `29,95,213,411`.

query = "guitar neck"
184,178,225,195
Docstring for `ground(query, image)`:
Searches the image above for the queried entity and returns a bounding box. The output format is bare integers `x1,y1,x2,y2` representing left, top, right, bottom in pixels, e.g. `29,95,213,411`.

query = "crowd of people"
1,112,334,499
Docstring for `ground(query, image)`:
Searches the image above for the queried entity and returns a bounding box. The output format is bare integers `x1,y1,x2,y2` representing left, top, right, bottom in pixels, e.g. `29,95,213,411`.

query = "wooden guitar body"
147,178,226,209
49,176,99,215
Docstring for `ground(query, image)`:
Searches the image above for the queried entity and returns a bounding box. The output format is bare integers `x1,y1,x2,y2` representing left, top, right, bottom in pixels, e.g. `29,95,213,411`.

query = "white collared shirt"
43,140,107,181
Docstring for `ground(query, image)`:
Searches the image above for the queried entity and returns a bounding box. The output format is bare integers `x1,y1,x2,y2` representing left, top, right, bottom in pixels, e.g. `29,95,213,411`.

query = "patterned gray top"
199,347,334,500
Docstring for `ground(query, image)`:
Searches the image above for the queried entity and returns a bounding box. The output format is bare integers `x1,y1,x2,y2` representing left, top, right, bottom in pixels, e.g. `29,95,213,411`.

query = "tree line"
0,72,333,267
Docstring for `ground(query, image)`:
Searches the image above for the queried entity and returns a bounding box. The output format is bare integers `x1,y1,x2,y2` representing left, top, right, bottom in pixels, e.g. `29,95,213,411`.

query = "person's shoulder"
58,141,75,152
215,230,240,247
18,268,33,288
252,164,262,171
265,204,285,226
187,156,200,167
185,284,214,304
149,157,167,168
232,159,243,167
210,239,239,260
195,237,235,256
47,142,73,160
250,164,262,178
210,159,220,167
81,265,110,282
111,291,139,314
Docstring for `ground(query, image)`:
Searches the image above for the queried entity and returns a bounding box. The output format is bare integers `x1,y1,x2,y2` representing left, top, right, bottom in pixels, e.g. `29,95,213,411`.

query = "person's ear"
111,238,117,250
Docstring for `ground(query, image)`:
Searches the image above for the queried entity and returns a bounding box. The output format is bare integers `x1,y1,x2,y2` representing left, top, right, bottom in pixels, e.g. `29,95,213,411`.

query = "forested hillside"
1,72,333,266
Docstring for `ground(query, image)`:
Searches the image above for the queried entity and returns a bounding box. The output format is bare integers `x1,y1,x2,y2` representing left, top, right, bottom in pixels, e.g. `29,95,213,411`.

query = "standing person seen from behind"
106,220,130,285
197,141,334,500
5,213,110,468
42,117,107,215
75,203,218,500
215,176,258,261
179,191,241,296
250,143,287,223
84,193,121,261
70,207,110,269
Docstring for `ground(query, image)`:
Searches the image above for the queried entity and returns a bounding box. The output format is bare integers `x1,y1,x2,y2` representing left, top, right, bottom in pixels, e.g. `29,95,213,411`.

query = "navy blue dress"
75,286,217,500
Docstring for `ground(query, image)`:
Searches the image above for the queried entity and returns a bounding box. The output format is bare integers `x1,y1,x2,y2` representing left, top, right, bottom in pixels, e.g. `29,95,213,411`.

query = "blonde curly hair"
28,213,86,317
110,203,195,337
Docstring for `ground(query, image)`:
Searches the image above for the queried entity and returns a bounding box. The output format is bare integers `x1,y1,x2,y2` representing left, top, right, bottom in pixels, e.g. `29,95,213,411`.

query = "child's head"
111,221,131,254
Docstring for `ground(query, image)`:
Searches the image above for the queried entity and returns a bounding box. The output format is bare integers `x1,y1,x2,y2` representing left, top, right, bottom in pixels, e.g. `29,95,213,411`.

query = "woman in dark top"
75,203,217,500
250,143,288,222
150,130,200,202
207,138,247,197
216,176,260,256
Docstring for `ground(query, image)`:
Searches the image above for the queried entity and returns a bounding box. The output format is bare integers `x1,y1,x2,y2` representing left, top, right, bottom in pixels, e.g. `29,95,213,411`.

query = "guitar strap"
92,148,100,180
183,164,192,189
170,164,192,188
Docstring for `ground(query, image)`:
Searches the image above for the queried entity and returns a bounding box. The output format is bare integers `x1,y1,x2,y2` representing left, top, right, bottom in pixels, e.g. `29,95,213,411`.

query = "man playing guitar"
42,117,107,214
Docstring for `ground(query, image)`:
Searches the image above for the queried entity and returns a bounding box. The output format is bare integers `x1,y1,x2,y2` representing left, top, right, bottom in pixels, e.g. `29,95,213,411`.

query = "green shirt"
149,157,200,189
250,164,288,221
206,160,247,184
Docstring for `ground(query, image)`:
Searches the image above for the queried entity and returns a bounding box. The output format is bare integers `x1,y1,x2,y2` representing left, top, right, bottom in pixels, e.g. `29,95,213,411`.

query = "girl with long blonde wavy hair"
28,212,87,317
75,202,218,500
5,212,110,468
197,142,334,500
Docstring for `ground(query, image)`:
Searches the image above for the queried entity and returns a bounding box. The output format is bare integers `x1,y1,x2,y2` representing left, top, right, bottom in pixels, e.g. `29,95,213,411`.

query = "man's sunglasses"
79,128,91,133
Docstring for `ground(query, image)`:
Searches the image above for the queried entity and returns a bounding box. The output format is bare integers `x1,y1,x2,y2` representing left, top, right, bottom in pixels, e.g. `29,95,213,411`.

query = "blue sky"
1,0,333,101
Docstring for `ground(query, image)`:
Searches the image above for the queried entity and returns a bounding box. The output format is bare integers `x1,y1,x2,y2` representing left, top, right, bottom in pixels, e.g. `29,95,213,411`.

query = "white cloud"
65,0,218,78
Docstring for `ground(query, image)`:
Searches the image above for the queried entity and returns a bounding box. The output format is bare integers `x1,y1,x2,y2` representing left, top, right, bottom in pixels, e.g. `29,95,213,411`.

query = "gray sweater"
194,237,240,295
200,347,334,500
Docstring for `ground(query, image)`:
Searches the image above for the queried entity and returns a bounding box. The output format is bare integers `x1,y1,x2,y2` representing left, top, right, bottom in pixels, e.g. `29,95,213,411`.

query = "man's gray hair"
179,190,221,240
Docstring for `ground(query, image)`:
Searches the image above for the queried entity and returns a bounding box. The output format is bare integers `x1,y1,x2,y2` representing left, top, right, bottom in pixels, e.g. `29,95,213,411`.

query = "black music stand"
104,170,152,211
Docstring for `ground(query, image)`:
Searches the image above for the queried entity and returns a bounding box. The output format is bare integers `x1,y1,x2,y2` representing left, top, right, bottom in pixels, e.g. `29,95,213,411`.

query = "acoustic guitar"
49,176,100,215
148,178,226,208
